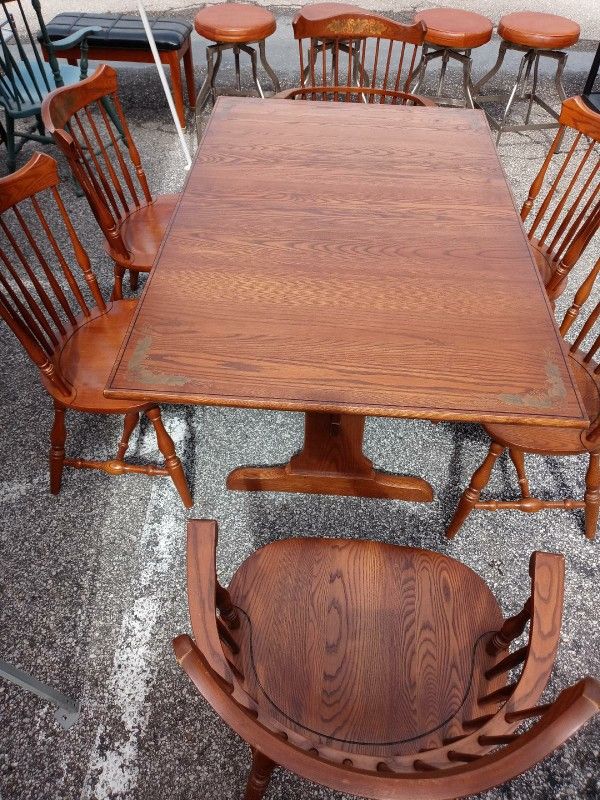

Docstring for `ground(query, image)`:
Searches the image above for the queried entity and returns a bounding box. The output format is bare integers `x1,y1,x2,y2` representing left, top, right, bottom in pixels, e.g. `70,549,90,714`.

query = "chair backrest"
0,0,64,112
289,8,428,105
0,152,106,398
176,521,599,799
521,96,600,291
41,64,153,264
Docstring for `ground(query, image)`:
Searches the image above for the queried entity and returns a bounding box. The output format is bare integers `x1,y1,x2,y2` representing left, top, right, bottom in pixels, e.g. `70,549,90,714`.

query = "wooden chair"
277,6,433,106
0,152,193,508
0,0,99,173
447,259,600,540
41,64,176,299
174,520,599,800
521,95,600,303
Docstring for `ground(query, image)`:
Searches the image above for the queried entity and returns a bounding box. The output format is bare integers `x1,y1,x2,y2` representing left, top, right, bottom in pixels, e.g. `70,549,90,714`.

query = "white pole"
137,1,192,170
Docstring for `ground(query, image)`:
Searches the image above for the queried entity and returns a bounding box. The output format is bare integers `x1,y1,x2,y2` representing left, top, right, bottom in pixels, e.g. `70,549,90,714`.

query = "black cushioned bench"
41,13,195,127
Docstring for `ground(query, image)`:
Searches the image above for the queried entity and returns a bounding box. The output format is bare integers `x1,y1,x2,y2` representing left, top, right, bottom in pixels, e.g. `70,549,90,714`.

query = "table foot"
226,412,433,501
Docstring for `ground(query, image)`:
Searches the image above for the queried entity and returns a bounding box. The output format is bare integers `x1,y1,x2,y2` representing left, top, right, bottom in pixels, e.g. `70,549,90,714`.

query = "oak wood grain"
105,97,585,430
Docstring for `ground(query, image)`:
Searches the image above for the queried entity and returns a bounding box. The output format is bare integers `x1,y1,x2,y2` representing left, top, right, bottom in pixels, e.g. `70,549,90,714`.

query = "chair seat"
194,3,276,44
1,62,81,117
109,193,179,271
226,537,504,757
43,299,144,413
485,355,600,455
43,13,192,51
498,12,580,51
415,8,493,50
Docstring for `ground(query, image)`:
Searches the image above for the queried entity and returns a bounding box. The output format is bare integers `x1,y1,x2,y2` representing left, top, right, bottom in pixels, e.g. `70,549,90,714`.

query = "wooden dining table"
105,96,587,502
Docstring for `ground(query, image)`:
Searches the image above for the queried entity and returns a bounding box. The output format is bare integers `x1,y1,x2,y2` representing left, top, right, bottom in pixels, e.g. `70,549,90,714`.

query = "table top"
106,97,586,428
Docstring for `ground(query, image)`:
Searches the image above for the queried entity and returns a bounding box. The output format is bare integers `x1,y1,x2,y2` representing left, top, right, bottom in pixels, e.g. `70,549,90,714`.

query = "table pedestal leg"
226,412,433,500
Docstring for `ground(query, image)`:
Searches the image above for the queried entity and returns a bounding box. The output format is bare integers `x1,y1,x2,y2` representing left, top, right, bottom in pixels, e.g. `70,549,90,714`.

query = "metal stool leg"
554,52,568,101
496,51,530,144
461,49,475,109
258,38,281,92
436,49,450,95
211,46,223,102
412,43,429,93
234,45,242,91
525,53,540,124
0,659,80,730
196,44,217,111
474,40,507,92
240,43,264,98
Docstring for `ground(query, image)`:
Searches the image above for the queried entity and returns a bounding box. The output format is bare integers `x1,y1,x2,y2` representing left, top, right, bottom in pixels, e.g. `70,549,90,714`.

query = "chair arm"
50,27,102,51
185,519,234,684
172,634,600,800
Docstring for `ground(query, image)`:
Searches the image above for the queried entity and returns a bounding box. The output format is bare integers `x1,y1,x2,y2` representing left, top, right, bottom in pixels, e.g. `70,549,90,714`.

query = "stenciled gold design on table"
499,353,567,409
129,334,189,387
326,18,388,37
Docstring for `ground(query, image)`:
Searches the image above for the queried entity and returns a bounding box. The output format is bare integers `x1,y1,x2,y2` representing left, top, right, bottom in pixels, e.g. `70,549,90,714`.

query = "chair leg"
584,453,600,540
116,411,140,461
129,269,139,292
244,749,275,800
509,448,531,498
112,265,124,301
183,42,196,109
166,50,186,128
146,406,193,508
49,402,67,494
446,441,504,538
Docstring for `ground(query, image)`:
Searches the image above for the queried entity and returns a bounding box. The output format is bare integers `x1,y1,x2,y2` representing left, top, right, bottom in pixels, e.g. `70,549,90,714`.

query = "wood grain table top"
105,97,587,428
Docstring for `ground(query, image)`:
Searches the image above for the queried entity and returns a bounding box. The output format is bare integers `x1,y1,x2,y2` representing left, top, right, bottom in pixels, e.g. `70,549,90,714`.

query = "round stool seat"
194,3,276,44
498,12,580,50
415,8,493,49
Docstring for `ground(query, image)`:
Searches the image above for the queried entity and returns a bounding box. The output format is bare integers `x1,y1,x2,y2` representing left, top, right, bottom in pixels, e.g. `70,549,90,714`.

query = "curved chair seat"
175,520,599,799
498,12,580,51
485,355,600,456
194,3,276,44
227,537,503,758
109,193,179,272
414,8,493,50
44,299,142,413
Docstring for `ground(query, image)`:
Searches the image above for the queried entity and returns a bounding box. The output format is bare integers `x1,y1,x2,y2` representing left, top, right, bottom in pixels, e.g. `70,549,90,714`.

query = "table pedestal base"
226,412,434,500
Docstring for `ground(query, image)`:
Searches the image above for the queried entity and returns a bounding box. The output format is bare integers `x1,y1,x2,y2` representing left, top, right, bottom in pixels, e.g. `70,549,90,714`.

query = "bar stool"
412,8,493,108
194,3,280,113
475,12,580,142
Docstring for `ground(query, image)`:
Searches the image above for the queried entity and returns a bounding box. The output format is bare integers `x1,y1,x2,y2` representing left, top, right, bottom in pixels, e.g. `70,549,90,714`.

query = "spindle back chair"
0,0,98,172
278,9,432,105
0,152,192,507
521,95,600,302
175,520,599,800
42,64,177,298
447,246,600,539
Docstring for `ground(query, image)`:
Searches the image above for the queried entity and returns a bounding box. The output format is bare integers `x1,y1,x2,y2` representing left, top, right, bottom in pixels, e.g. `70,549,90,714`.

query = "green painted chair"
0,0,99,172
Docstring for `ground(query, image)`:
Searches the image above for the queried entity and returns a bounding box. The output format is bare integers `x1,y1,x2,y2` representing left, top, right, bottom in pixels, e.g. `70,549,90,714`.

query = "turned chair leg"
112,265,125,301
509,448,531,498
129,269,139,291
116,411,140,461
446,441,504,538
49,402,67,494
584,453,600,540
244,749,275,800
146,406,193,508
